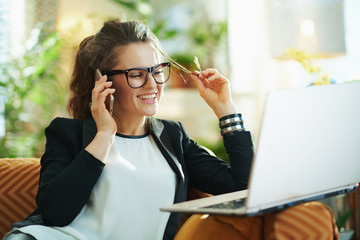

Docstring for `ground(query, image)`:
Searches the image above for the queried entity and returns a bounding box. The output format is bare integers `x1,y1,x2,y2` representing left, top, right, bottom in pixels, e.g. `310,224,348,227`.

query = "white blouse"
18,133,177,240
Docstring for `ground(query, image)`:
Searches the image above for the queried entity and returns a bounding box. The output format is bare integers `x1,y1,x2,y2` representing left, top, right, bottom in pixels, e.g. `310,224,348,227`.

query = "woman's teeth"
138,93,156,100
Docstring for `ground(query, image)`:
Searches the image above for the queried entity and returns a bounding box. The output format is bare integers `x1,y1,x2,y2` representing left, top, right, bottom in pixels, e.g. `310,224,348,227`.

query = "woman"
4,19,253,240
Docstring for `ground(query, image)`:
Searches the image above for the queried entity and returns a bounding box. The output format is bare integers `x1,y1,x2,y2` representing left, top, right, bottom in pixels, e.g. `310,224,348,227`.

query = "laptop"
160,81,360,216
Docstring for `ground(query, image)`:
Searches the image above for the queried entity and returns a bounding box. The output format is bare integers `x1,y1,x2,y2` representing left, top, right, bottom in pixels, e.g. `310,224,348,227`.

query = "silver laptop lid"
247,82,360,210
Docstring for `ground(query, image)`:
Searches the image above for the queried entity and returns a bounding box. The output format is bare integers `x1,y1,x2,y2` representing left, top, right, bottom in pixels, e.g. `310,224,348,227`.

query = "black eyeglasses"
102,62,171,89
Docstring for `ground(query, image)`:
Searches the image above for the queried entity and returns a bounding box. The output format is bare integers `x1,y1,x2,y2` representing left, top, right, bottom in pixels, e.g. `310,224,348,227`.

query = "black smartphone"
95,69,114,115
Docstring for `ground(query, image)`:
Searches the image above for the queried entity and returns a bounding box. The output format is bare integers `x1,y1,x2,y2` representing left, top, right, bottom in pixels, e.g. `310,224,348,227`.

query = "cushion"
175,202,339,240
175,214,263,240
0,158,40,238
263,201,339,239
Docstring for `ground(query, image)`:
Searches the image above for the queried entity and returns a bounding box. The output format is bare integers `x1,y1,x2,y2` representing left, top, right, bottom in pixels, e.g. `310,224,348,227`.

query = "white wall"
227,0,360,144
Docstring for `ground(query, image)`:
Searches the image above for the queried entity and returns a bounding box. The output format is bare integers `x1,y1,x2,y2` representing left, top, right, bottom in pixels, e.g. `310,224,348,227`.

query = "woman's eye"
154,70,163,76
129,72,144,78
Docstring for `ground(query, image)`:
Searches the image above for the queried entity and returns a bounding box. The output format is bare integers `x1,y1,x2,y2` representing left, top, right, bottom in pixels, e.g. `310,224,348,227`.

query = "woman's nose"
145,73,157,88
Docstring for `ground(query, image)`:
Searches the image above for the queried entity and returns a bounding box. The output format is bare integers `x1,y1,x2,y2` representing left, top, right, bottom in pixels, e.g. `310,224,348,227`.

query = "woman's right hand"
90,75,117,134
85,75,116,162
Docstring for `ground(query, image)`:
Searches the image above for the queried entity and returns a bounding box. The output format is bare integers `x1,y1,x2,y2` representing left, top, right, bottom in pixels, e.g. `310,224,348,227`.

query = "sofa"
0,158,340,239
0,158,40,238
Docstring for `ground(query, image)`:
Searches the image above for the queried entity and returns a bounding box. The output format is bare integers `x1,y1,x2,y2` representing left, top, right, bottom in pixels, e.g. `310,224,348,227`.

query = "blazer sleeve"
180,122,254,195
36,117,105,226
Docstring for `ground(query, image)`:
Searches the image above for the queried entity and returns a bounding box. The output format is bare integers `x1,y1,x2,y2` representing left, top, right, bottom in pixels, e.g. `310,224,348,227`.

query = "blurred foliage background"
0,26,66,157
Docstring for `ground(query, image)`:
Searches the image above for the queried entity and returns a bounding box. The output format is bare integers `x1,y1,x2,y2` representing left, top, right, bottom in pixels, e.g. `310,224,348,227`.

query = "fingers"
94,74,109,88
98,88,115,104
192,68,229,86
91,75,115,111
201,68,218,76
191,72,206,92
93,75,111,98
92,88,115,109
191,71,203,82
193,68,217,76
202,69,227,82
95,74,108,83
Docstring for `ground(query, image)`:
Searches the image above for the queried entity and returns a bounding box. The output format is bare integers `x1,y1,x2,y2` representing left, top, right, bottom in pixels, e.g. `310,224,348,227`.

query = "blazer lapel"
150,119,185,183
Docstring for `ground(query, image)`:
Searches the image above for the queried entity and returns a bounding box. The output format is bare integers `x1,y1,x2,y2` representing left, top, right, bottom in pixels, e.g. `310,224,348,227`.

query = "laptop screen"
246,82,360,209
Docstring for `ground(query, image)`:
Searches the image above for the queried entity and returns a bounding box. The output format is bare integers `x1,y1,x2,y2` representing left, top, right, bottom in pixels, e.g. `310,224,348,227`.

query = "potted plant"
337,209,354,240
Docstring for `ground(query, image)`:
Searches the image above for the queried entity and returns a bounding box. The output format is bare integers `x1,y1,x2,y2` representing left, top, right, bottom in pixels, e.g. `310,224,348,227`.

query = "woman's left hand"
192,68,237,118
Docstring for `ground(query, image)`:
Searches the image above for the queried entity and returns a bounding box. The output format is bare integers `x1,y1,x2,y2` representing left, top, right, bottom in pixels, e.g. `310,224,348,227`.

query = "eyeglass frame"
101,62,171,89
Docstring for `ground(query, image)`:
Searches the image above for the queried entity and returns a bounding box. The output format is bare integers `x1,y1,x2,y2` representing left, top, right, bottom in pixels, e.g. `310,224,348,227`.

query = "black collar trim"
115,132,149,139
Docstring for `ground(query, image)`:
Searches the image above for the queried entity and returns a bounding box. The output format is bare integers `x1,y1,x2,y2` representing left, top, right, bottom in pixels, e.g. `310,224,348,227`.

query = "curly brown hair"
67,19,189,119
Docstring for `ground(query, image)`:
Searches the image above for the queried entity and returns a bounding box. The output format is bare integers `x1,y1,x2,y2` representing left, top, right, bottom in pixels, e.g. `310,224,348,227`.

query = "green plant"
196,138,229,163
336,209,352,231
187,19,227,68
111,0,178,40
111,0,227,70
0,27,65,157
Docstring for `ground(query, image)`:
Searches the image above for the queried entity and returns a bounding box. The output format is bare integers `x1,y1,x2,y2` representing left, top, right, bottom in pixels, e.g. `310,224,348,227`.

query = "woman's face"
110,42,164,119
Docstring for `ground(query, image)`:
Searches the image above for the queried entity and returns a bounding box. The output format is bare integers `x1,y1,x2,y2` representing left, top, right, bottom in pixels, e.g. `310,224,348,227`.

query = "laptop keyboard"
202,198,246,209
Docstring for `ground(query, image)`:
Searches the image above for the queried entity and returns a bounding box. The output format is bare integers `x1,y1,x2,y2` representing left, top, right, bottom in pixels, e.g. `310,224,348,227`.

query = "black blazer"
13,117,253,240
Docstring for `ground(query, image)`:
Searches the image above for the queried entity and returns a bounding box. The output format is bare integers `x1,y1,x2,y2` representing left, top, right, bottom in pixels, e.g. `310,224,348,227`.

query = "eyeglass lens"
127,64,170,88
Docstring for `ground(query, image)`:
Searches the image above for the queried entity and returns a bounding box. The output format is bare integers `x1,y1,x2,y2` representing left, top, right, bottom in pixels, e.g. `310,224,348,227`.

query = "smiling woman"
3,18,255,240
101,43,168,127
66,20,189,121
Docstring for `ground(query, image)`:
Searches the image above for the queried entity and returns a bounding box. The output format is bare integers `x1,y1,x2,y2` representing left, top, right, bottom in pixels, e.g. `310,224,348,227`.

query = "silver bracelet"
219,117,243,128
221,124,245,135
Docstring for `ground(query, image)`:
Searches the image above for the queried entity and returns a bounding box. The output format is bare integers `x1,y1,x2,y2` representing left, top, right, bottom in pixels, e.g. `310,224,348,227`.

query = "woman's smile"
137,91,158,104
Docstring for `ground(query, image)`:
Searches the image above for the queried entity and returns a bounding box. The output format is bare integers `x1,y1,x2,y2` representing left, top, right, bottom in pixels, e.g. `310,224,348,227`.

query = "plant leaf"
336,210,352,229
194,56,201,72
